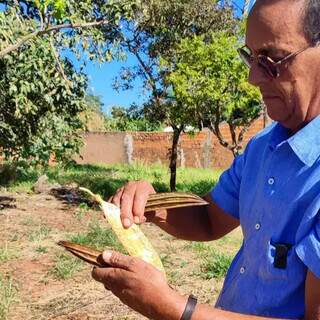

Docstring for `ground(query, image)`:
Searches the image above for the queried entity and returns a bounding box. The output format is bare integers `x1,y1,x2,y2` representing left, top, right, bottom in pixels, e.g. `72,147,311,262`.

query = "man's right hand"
109,180,156,229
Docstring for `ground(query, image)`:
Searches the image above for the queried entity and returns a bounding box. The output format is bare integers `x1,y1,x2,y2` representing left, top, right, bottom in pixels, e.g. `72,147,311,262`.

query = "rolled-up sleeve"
210,152,245,220
296,215,320,278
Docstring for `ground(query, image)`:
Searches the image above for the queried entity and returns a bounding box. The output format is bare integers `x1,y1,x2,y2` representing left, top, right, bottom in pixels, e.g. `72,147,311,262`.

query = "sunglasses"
238,45,309,78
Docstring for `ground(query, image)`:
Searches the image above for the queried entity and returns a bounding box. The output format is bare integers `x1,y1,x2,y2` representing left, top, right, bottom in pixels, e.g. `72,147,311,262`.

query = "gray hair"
303,0,320,46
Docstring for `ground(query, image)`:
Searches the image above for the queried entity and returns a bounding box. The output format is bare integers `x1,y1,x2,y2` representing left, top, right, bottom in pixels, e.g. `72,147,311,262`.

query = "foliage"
0,0,137,60
105,104,163,132
0,30,88,164
85,94,104,116
0,1,136,165
0,162,222,199
112,0,237,190
82,94,106,132
162,30,262,156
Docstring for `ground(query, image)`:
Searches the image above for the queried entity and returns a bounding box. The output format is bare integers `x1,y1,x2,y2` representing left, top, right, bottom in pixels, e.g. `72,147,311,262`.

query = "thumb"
102,250,139,272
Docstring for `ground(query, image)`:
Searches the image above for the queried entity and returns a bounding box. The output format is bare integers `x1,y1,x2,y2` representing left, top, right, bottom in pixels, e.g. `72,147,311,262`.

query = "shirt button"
240,267,245,274
255,223,261,230
268,177,275,185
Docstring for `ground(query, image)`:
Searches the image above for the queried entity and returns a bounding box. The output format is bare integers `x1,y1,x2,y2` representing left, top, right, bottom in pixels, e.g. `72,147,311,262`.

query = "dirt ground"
0,191,242,320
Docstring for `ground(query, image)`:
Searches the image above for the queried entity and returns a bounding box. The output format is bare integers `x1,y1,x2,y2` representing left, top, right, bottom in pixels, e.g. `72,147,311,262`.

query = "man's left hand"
92,251,186,320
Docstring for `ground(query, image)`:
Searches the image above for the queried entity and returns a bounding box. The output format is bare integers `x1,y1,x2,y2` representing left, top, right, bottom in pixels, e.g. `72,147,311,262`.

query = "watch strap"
180,294,197,320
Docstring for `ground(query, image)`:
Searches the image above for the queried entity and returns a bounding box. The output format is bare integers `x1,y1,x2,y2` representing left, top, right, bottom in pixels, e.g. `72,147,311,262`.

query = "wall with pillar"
74,117,265,169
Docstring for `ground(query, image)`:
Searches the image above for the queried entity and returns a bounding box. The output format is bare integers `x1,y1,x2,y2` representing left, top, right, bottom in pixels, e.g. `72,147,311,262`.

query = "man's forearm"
148,204,216,241
147,194,240,241
191,304,288,320
155,293,288,320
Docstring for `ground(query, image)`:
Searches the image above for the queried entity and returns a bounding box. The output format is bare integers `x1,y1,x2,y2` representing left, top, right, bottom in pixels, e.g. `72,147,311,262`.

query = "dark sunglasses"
238,45,309,78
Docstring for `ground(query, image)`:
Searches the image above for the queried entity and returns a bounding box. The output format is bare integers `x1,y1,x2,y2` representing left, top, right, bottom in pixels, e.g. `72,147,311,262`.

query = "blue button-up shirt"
211,116,320,319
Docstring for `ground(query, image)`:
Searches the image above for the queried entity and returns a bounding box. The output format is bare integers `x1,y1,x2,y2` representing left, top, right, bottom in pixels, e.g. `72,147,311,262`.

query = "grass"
1,162,222,199
35,246,48,254
74,202,90,221
0,244,17,263
70,222,126,253
20,216,36,226
0,274,17,320
199,251,233,279
28,224,51,242
50,254,83,280
190,242,233,279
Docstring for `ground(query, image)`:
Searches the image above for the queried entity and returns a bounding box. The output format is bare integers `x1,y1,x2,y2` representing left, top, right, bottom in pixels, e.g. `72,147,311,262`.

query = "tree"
113,0,237,190
0,0,136,60
82,94,106,132
105,104,163,132
162,31,262,158
0,33,88,164
0,1,136,165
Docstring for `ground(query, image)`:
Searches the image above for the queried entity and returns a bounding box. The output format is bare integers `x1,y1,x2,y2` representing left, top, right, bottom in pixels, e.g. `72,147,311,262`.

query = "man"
92,0,320,319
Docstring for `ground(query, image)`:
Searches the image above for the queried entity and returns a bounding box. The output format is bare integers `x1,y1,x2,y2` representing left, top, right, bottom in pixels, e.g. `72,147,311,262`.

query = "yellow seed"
80,187,165,274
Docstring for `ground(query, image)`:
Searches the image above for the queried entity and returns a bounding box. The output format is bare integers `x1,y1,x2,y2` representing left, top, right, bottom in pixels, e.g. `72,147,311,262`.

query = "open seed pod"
59,190,208,272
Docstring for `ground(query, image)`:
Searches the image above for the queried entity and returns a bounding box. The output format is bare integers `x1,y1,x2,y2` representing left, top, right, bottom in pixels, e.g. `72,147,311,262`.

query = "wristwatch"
180,294,198,320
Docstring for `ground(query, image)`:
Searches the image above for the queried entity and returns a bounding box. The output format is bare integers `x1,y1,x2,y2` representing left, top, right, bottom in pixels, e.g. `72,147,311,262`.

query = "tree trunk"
169,126,183,192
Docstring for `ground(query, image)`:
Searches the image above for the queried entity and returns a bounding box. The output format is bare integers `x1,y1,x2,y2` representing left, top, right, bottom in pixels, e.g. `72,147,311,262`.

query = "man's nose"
248,62,270,86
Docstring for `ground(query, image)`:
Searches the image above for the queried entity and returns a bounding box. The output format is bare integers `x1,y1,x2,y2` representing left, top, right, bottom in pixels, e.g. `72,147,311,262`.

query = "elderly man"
92,0,320,319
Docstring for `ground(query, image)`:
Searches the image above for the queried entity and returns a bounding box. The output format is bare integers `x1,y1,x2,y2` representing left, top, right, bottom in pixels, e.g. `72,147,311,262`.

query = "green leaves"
0,26,87,164
161,30,262,155
0,0,138,165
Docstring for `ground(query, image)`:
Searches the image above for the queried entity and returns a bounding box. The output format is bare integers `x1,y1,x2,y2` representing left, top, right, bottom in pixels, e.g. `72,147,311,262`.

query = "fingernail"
123,218,132,228
103,251,112,262
133,216,140,224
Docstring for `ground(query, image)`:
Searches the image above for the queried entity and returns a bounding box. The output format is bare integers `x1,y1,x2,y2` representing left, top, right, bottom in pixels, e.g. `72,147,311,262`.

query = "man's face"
246,0,320,133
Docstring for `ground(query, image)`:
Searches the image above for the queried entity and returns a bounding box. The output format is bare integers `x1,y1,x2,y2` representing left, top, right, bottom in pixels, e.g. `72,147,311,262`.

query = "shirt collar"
269,115,320,167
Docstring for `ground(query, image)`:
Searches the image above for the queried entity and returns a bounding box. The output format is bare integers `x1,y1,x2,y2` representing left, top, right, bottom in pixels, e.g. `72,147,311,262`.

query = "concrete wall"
75,117,265,170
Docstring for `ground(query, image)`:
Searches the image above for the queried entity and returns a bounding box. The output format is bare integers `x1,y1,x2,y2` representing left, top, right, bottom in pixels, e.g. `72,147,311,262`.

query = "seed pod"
60,188,208,274
79,187,166,273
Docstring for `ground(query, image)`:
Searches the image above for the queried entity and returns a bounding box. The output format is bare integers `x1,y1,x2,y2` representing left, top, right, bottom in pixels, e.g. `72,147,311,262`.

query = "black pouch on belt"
273,243,293,269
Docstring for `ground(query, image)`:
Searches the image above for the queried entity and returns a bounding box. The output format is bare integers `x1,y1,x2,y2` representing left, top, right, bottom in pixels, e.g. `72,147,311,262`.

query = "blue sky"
84,0,253,114
83,56,145,114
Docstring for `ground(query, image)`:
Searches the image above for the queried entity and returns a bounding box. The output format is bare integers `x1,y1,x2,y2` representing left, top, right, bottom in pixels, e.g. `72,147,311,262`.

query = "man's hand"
92,250,186,320
109,180,156,228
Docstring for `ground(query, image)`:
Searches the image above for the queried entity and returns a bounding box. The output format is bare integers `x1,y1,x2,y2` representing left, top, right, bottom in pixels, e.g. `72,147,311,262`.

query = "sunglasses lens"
258,56,279,78
238,48,252,68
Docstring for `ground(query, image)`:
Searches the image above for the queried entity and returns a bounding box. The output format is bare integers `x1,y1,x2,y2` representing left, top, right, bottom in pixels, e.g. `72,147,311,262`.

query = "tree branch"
126,40,162,109
0,19,112,58
49,39,72,92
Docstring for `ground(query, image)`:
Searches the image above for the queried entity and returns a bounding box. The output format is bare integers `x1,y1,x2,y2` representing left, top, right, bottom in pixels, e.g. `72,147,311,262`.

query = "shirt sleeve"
295,214,320,278
210,150,247,220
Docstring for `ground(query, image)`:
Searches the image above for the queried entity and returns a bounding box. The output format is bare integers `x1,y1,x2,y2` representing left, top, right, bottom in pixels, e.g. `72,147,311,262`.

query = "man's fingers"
110,187,124,207
92,266,119,291
132,181,154,224
92,251,140,290
119,183,137,228
102,250,141,272
110,181,155,228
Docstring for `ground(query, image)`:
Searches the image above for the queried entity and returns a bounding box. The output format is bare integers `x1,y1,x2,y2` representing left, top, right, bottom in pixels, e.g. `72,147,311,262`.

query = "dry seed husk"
59,190,208,271
58,241,108,267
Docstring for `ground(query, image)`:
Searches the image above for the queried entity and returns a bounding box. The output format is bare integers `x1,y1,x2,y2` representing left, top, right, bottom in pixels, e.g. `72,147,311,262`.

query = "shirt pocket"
260,241,306,281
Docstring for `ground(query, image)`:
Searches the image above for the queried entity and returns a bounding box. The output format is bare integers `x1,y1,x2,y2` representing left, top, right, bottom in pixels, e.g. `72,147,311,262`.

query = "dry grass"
0,189,242,319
